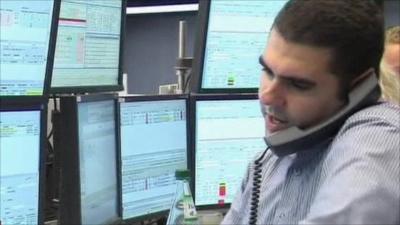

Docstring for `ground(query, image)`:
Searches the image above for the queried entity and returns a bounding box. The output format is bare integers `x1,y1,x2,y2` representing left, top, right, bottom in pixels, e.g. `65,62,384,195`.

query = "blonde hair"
380,61,400,105
385,26,400,44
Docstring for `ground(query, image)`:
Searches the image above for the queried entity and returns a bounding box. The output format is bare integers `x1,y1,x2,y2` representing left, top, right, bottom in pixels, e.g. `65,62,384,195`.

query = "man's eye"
289,80,312,90
262,68,274,79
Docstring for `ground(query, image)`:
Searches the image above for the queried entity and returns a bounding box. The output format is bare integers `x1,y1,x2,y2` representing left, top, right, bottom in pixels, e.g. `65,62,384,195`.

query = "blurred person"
380,26,400,104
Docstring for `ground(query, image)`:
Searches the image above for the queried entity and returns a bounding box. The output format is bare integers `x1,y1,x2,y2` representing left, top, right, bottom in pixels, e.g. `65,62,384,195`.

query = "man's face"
383,43,400,77
259,29,345,135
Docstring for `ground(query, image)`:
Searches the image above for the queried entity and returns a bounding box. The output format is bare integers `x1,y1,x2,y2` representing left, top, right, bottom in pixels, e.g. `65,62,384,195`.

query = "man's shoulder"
344,101,400,128
328,101,399,155
307,103,400,225
323,101,399,173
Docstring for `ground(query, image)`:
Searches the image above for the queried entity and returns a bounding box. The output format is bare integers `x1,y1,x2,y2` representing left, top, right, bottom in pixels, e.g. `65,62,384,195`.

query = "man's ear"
350,68,375,88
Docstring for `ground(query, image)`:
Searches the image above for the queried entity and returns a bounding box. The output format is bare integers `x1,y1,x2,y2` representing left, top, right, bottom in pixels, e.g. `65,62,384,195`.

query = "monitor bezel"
49,0,127,95
127,0,198,7
0,0,61,98
57,94,121,225
190,0,259,93
189,93,259,210
0,99,48,225
117,94,191,223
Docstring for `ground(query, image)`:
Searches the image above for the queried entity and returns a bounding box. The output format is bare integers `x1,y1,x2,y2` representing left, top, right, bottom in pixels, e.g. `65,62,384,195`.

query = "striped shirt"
221,102,400,225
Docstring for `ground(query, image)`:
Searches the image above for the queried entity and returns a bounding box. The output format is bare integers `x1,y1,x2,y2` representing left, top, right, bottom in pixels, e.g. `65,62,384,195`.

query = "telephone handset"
265,70,381,157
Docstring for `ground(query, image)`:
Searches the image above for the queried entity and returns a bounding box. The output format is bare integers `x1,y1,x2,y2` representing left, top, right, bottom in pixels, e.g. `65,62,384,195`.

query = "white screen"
1,110,41,224
51,0,122,88
77,100,118,225
195,99,266,206
201,0,287,89
0,1,55,96
120,99,187,219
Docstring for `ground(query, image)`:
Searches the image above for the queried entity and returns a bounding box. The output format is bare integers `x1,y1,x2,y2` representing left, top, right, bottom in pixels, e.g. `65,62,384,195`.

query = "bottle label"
183,182,197,220
183,196,197,219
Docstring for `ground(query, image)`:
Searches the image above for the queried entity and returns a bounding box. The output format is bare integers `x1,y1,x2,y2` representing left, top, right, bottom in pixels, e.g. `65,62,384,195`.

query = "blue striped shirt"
221,102,400,224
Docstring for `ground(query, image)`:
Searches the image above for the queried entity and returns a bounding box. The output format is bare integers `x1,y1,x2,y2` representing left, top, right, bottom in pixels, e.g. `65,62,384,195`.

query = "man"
221,0,399,224
380,26,400,104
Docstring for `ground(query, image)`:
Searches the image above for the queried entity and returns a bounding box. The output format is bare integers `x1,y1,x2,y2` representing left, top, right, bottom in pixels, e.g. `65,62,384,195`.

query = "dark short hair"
273,0,384,91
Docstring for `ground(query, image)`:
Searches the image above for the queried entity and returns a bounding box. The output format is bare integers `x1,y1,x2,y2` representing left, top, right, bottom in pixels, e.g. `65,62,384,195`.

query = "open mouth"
269,114,288,124
267,114,290,133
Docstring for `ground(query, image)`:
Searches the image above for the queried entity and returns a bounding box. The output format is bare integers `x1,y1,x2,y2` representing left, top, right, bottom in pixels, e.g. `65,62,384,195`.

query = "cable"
52,95,59,112
183,69,192,92
46,95,58,151
47,127,54,140
47,139,54,155
249,148,269,225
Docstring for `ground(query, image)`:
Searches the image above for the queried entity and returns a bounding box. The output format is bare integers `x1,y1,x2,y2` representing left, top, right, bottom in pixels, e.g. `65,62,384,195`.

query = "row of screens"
0,0,288,96
0,0,125,96
0,94,267,225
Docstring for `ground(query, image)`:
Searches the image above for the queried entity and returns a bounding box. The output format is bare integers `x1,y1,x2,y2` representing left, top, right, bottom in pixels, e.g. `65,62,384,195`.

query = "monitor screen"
57,95,119,225
51,0,124,93
119,96,188,221
0,1,57,96
77,99,119,225
194,0,288,92
0,110,42,224
194,96,266,207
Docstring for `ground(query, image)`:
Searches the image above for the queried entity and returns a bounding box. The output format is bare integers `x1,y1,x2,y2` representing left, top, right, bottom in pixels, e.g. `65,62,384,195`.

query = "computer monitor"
118,95,189,222
190,94,266,209
191,0,288,93
0,1,60,96
57,94,120,225
50,0,126,94
0,100,47,225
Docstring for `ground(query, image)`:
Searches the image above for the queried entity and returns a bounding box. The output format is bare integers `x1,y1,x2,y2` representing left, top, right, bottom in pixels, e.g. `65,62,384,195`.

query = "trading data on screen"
201,0,287,89
120,99,187,220
77,100,118,225
195,99,266,206
0,1,55,95
51,0,122,88
0,111,41,224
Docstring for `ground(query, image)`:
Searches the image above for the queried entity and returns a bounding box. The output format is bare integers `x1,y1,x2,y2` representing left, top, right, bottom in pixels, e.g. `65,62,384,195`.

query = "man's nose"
259,81,286,107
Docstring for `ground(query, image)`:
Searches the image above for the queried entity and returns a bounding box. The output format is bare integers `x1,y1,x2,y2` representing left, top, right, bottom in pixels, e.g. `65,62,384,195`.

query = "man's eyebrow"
282,76,316,87
259,55,273,74
258,55,316,86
